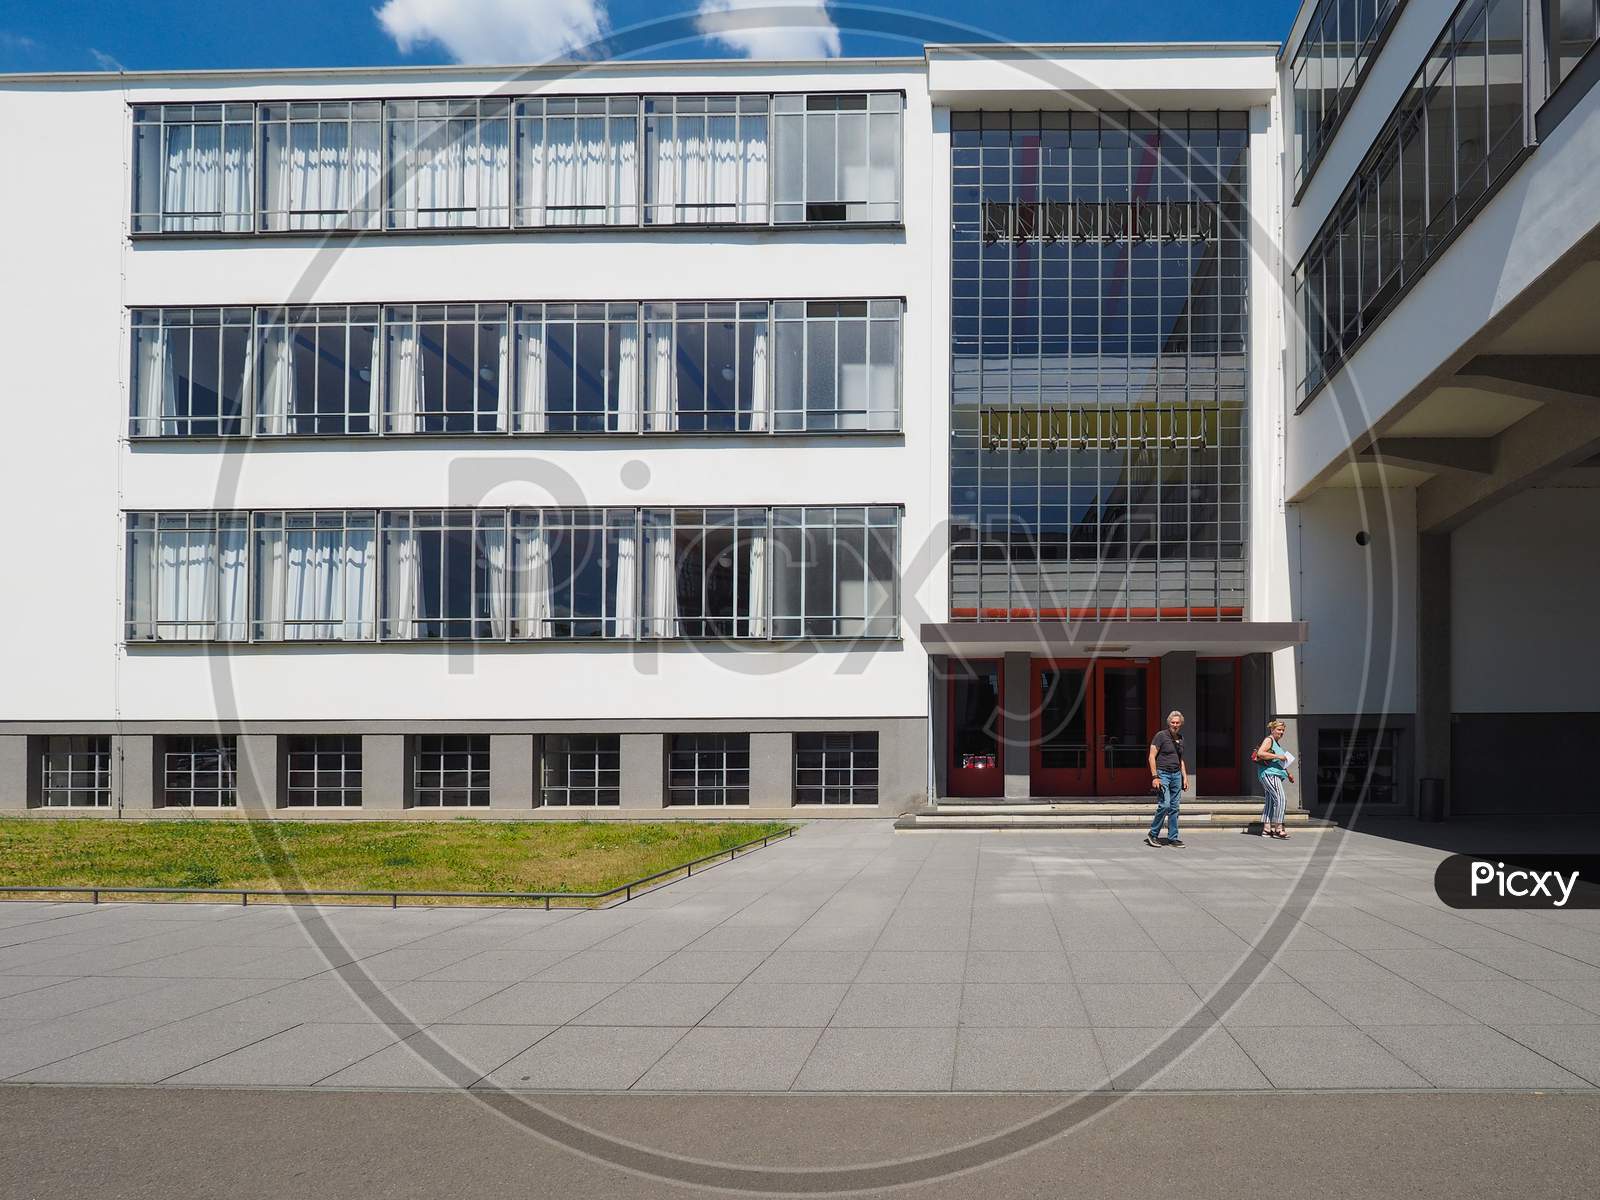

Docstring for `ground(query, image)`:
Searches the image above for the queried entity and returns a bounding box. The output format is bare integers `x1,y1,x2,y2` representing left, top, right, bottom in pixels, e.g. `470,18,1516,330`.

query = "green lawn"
0,819,792,904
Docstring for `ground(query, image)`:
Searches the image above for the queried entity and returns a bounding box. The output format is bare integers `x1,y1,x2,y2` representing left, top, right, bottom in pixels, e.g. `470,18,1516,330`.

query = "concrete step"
896,806,1313,831
929,801,1279,816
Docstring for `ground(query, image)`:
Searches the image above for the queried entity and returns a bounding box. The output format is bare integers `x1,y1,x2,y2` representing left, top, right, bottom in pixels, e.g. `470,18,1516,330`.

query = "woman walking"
1256,719,1293,839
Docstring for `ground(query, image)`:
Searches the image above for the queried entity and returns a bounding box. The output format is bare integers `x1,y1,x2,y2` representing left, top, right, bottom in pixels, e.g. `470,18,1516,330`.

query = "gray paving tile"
1271,951,1402,983
1165,952,1292,988
1077,983,1208,1027
1301,977,1476,1026
0,976,75,1000
416,950,576,982
166,1023,409,1086
11,1013,300,1084
1454,944,1600,981
1417,980,1600,1026
318,1024,553,1088
958,983,1089,1027
1067,952,1183,984
633,1027,822,1091
1367,1025,1590,1089
831,983,963,1028
1231,1026,1430,1089
480,1026,685,1090
1365,947,1515,982
364,980,511,1023
1497,1025,1600,1086
534,950,670,982
1096,1026,1273,1091
637,951,766,983
702,982,848,1027
962,951,1072,983
1522,979,1600,1015
1208,980,1350,1027
855,952,966,984
342,946,482,981
0,975,175,1021
953,1027,1109,1091
793,1028,957,1091
568,982,735,1026
437,980,622,1025
745,951,867,983
685,925,797,952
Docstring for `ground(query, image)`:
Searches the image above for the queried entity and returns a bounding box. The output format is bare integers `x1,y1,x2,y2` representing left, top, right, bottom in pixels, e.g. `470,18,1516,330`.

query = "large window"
541,734,621,806
774,300,900,431
130,308,253,437
258,101,382,231
515,96,639,226
413,735,490,807
1291,0,1410,193
794,731,879,805
255,306,380,435
1296,0,1527,400
385,98,510,229
644,94,769,224
667,734,749,805
126,512,249,642
132,93,900,235
645,302,769,432
773,93,902,223
770,506,899,638
132,299,900,438
128,506,901,643
40,736,112,808
132,104,254,234
1315,727,1401,806
284,735,363,807
949,110,1250,622
1554,0,1600,85
162,737,237,807
253,511,378,641
512,302,640,433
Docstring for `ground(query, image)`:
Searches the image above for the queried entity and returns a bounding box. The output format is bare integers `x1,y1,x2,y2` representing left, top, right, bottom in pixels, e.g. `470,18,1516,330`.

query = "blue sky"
0,1,1299,74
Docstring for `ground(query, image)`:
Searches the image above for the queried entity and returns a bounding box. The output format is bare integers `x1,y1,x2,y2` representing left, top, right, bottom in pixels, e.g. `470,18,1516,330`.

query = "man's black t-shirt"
1151,729,1183,773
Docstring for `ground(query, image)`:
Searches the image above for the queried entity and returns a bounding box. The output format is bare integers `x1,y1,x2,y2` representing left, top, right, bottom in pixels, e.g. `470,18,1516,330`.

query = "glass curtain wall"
949,111,1250,622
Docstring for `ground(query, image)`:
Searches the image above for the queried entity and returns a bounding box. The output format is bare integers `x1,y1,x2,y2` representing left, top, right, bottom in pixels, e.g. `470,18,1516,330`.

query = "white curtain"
613,118,638,220
747,323,769,432
156,530,211,641
746,526,768,638
258,324,295,435
514,322,546,433
384,527,418,639
220,126,251,230
217,525,248,641
345,527,376,640
615,323,640,433
481,525,509,639
546,120,574,222
708,114,740,221
386,321,421,434
647,323,675,431
164,124,219,222
132,326,176,435
256,528,286,639
351,121,382,227
513,522,551,639
576,116,606,218
644,521,678,638
613,525,639,638
412,117,461,225
740,116,768,222
283,529,342,640
494,324,512,433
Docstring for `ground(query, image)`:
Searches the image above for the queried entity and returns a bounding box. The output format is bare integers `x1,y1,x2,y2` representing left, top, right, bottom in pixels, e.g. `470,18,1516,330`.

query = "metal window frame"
381,302,510,434
540,733,622,806
40,735,113,808
257,100,384,232
125,510,251,643
284,734,364,807
253,304,382,436
162,735,239,808
792,730,879,805
412,734,491,807
131,102,255,234
666,732,751,806
642,93,772,227
128,306,253,438
251,509,379,642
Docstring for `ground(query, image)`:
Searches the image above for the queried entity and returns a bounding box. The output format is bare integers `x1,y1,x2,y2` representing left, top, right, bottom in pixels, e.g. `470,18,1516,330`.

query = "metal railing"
0,827,796,910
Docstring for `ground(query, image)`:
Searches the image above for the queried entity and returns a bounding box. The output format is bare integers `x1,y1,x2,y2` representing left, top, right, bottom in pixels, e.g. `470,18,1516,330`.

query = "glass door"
1196,657,1242,795
1096,660,1158,795
948,661,1003,797
1031,661,1093,795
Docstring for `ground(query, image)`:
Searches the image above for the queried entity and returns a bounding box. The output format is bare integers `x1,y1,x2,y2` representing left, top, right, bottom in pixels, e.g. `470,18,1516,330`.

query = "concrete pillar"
1002,650,1032,799
621,733,666,811
236,734,279,812
1159,652,1198,775
362,734,408,810
928,656,949,802
489,734,534,811
1416,532,1452,817
749,733,793,810
116,735,157,812
0,735,29,810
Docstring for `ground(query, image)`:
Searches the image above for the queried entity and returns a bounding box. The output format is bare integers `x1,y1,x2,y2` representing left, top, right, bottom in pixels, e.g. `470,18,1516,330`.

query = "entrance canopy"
920,620,1309,658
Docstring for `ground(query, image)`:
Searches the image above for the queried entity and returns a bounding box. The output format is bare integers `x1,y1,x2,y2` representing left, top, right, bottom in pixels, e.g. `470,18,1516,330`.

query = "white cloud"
89,47,126,72
374,0,607,64
696,1,841,59
0,31,39,52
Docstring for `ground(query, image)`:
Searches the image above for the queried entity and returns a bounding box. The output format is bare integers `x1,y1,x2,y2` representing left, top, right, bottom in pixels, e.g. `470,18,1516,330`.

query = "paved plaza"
1,821,1598,1093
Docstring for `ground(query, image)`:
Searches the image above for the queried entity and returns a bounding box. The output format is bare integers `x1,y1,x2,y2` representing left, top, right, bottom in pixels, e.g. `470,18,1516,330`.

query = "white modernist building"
0,0,1594,821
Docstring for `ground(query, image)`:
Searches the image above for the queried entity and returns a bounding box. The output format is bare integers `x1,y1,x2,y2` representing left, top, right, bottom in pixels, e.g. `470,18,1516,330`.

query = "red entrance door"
1029,659,1159,797
948,660,1004,797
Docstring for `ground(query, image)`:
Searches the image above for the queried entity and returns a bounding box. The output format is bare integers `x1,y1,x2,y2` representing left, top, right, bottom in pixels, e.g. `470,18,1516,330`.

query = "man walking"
1146,710,1188,848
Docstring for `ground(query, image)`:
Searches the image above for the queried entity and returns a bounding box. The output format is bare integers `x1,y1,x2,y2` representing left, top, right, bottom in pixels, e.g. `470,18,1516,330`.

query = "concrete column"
928,656,949,802
236,734,280,812
1416,532,1452,817
1002,650,1032,799
116,735,157,812
0,735,30,810
489,734,534,811
1159,652,1198,775
749,733,793,810
621,733,666,810
362,734,408,810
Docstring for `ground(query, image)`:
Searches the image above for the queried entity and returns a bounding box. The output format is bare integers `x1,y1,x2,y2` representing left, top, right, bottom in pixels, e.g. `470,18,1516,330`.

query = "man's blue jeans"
1150,770,1183,840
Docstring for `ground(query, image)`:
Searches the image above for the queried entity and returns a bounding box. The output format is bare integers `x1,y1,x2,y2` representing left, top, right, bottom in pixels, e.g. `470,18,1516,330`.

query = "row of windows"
124,506,900,643
129,300,901,438
1290,0,1410,194
131,93,903,235
44,733,881,808
1294,0,1526,400
1555,0,1600,85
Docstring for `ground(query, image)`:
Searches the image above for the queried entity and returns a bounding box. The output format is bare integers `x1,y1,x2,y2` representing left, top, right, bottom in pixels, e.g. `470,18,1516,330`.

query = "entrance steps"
895,800,1314,832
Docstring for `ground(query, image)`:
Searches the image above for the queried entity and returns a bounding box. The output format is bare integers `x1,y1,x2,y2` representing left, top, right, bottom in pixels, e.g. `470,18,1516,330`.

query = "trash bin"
1417,777,1445,822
